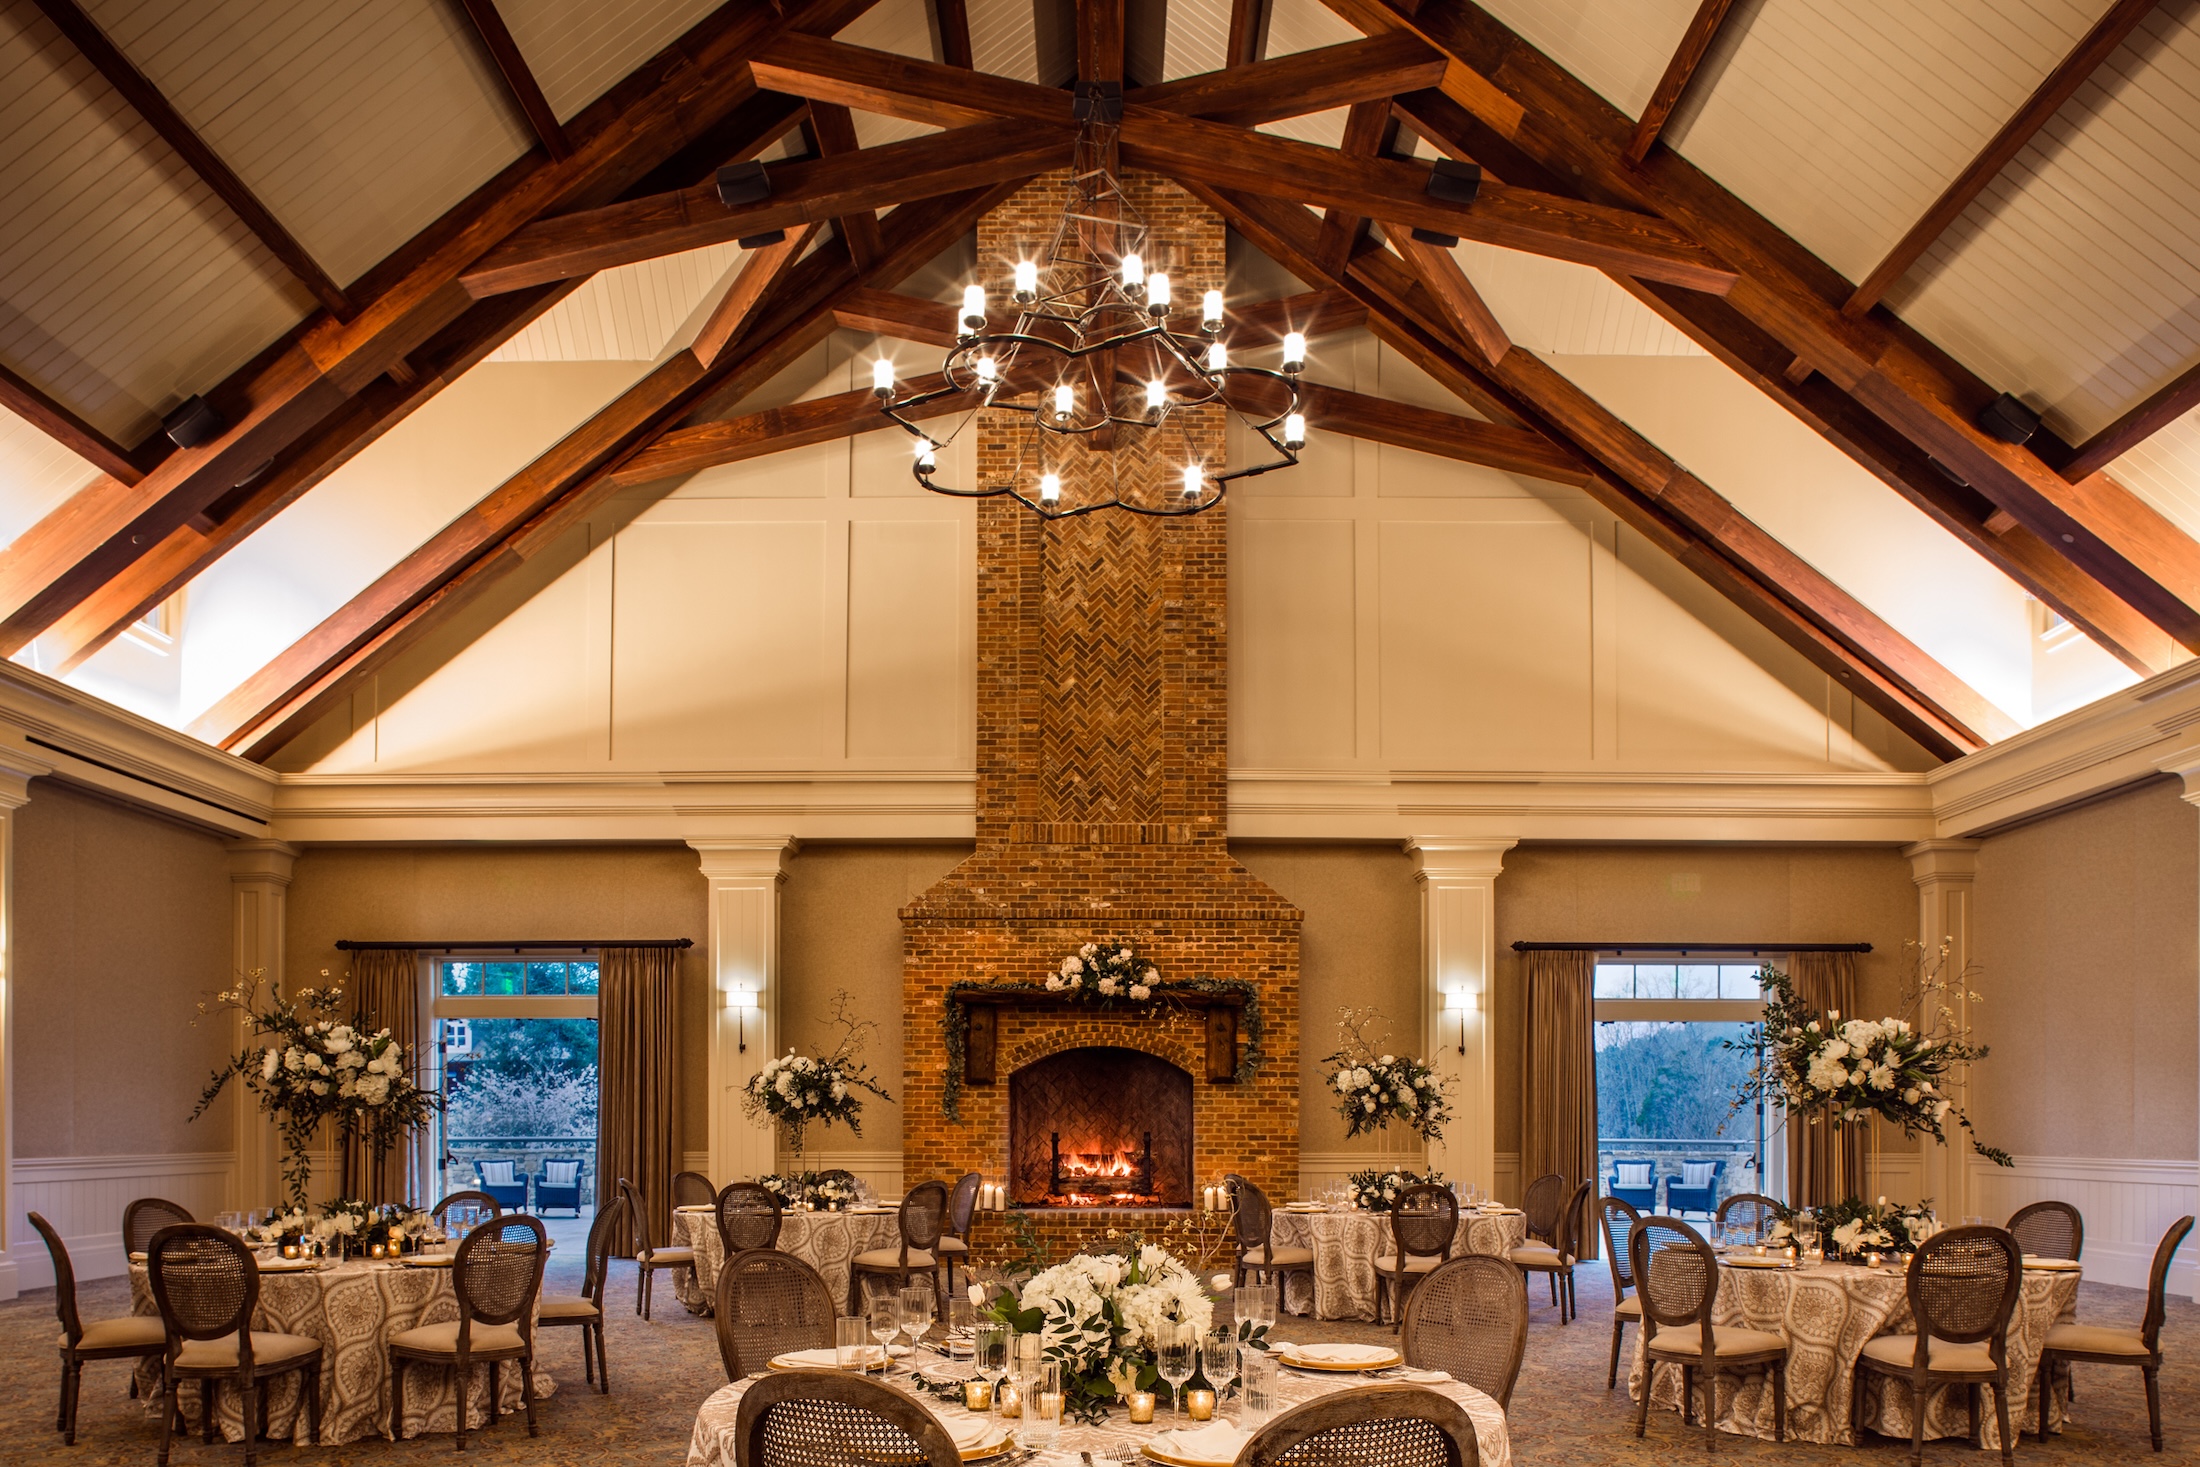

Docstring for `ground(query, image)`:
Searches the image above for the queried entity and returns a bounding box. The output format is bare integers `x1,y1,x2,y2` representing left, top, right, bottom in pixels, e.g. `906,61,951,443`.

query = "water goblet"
1157,1325,1196,1425
899,1283,933,1360
1202,1330,1240,1410
868,1293,901,1373
1247,1283,1277,1339
974,1322,1008,1388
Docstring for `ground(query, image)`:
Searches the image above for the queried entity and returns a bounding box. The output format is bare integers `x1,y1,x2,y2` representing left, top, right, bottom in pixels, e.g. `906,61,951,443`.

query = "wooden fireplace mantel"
951,987,1243,1086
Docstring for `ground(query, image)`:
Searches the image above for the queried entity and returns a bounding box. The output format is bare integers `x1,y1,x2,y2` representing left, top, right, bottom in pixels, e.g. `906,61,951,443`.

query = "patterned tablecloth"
1268,1208,1531,1322
672,1207,904,1315
129,1259,551,1444
1628,1259,2079,1448
686,1354,1511,1467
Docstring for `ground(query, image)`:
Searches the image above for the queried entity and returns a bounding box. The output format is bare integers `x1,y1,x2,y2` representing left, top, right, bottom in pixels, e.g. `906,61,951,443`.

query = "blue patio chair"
535,1158,586,1216
474,1158,530,1211
1664,1157,1725,1218
1607,1157,1658,1212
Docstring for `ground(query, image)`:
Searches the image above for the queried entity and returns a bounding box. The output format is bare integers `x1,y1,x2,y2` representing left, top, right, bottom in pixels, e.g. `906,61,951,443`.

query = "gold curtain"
599,945,679,1252
342,950,422,1206
1786,950,1867,1207
1522,949,1599,1259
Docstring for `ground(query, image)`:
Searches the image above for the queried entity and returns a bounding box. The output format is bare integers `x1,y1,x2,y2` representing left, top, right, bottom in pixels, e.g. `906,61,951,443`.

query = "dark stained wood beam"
693,224,818,368
453,0,572,161
747,33,1064,128
1227,0,1272,66
1118,106,1736,292
1843,0,2166,318
1315,100,1397,278
803,103,883,269
1079,0,1124,83
1624,0,1740,163
31,0,351,317
0,1,856,657
1226,289,1367,344
459,124,1070,295
2062,358,2200,484
1357,6,2200,652
609,376,969,485
931,0,973,68
1392,230,1510,365
1125,34,1447,126
1299,380,1584,482
197,182,1018,758
0,362,144,485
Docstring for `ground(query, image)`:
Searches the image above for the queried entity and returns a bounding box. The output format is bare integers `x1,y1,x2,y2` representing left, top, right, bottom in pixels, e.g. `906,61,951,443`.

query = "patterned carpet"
0,1252,2192,1465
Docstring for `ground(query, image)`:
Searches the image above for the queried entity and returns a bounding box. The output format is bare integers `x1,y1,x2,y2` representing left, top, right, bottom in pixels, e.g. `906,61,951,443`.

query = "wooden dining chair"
1402,1255,1529,1409
1630,1213,1787,1451
716,1248,837,1381
1226,1172,1313,1309
715,1181,785,1255
937,1171,981,1296
617,1177,695,1321
2037,1214,2192,1452
389,1213,547,1448
1376,1182,1459,1330
1850,1225,2021,1466
1236,1383,1481,1466
672,1170,717,1210
1511,1178,1592,1322
1714,1193,1784,1240
735,1369,963,1467
538,1197,621,1394
847,1179,948,1316
2007,1200,2084,1261
1599,1195,1643,1387
1519,1173,1566,1247
124,1197,193,1256
146,1225,323,1467
29,1211,166,1444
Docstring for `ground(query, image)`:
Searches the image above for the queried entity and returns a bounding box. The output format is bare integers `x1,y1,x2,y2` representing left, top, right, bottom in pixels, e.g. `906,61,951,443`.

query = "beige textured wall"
13,780,234,1157
1232,843,1424,1160
284,845,710,1150
1974,779,2198,1160
779,842,970,1165
1492,845,1921,1157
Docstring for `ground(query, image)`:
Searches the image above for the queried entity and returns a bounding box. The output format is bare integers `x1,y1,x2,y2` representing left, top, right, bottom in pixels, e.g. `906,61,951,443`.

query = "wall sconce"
1443,989,1481,1054
724,987,758,1051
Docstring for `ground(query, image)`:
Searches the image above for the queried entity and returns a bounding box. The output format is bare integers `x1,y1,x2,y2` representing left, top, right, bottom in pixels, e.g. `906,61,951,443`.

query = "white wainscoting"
1867,1150,1926,1208
9,1152,238,1294
1299,1151,1518,1206
793,1151,906,1198
1966,1154,2199,1295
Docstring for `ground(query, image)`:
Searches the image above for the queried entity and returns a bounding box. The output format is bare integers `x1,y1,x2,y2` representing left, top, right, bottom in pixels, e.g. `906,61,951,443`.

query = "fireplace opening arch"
1007,1046,1194,1208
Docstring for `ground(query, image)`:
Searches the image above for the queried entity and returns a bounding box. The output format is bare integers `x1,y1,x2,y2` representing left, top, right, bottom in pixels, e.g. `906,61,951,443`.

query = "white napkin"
1288,1342,1395,1364
1157,1421,1252,1464
919,1405,1004,1453
1401,1368,1452,1384
774,1345,908,1369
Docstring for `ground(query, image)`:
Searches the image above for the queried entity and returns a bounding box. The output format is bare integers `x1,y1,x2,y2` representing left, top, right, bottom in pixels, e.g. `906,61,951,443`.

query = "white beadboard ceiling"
0,401,99,549
497,0,722,123
2108,403,2200,539
489,243,746,363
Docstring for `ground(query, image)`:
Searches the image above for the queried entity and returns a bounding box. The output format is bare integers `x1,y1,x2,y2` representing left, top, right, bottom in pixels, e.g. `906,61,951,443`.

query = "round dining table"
686,1349,1512,1466
671,1204,903,1315
128,1256,550,1444
1267,1205,1530,1322
1627,1255,2080,1448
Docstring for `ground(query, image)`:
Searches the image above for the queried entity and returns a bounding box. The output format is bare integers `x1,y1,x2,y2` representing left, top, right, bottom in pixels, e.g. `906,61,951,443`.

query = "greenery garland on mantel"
940,976,1266,1121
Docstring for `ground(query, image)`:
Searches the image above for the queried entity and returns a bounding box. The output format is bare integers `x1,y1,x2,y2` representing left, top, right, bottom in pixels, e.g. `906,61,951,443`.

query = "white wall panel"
0,403,100,551
11,1152,235,1288
1966,1154,2200,1293
846,518,967,759
1231,516,1358,764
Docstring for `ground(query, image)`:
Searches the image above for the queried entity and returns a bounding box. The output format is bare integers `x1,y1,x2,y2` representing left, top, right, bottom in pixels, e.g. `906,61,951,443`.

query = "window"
122,591,184,653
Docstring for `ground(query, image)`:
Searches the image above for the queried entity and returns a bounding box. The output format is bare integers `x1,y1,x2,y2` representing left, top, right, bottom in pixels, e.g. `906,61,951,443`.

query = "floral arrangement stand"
743,989,891,1161
1321,1006,1451,1143
194,971,437,1213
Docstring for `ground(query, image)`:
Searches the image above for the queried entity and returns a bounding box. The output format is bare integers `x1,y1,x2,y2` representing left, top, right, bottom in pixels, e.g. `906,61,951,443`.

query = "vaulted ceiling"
2,0,2196,763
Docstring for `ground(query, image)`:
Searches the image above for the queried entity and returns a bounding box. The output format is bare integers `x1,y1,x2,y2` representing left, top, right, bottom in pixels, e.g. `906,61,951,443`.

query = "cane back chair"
1376,1183,1460,1330
1227,1173,1313,1309
734,1368,963,1467
1850,1225,2022,1466
388,1213,547,1448
1402,1255,1529,1410
618,1176,696,1321
847,1180,948,1317
716,1248,837,1381
30,1211,165,1444
1630,1214,1788,1452
716,1182,786,1255
539,1194,621,1393
1599,1196,1643,1388
2037,1215,2193,1452
146,1225,323,1467
1511,1179,1592,1323
1236,1382,1482,1465
2006,1200,2083,1262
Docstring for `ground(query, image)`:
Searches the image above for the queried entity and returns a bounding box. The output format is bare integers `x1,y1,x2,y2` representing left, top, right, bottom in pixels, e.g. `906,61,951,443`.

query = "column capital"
689,836,799,883
2154,743,2200,803
225,838,301,886
1902,837,1981,884
1404,838,1516,883
0,738,56,810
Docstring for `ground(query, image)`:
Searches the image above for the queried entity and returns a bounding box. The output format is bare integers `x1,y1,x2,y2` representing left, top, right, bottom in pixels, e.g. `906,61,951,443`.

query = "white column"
1406,839,1515,1194
1904,838,1980,1219
226,840,299,1212
692,839,798,1184
2154,746,2200,1299
0,744,55,1299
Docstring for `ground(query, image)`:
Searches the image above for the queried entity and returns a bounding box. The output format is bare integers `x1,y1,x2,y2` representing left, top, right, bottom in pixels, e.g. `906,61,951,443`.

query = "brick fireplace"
900,172,1302,1239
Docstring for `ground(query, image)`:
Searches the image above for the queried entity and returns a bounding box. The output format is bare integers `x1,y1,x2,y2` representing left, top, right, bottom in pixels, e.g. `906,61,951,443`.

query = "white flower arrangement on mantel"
1046,941,1161,1003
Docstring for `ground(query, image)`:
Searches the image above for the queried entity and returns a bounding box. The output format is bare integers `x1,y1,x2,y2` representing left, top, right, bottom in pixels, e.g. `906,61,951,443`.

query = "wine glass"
1202,1330,1239,1412
1247,1283,1277,1340
899,1283,933,1361
868,1293,900,1373
1157,1325,1196,1425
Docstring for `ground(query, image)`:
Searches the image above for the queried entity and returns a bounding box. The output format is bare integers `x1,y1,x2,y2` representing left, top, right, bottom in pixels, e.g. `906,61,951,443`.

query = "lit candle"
1866,1252,1882,1268
961,283,987,332
281,1244,299,1259
1128,1390,1156,1424
1053,382,1073,419
913,438,936,472
1146,272,1171,316
1181,464,1202,497
1283,412,1306,449
1040,472,1061,504
371,1243,387,1259
975,355,999,384
1145,379,1167,411
1282,331,1306,372
1187,1389,1215,1421
1201,289,1224,331
996,1382,1021,1419
1206,340,1227,372
1120,252,1145,290
964,1378,994,1411
1013,259,1039,301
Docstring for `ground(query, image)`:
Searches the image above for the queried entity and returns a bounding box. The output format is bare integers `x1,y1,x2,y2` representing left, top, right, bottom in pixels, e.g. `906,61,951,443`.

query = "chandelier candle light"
875,123,1306,518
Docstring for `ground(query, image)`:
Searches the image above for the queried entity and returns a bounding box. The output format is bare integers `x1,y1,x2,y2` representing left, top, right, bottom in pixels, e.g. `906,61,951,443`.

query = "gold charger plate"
956,1431,1017,1462
1142,1438,1247,1467
767,1348,903,1372
1278,1347,1401,1372
1723,1255,1789,1270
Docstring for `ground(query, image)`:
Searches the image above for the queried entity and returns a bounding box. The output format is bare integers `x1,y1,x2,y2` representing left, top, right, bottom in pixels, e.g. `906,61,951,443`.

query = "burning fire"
1059,1151,1142,1181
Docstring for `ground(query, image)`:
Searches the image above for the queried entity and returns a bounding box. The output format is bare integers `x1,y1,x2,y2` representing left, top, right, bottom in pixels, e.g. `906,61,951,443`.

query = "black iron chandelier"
873,122,1306,518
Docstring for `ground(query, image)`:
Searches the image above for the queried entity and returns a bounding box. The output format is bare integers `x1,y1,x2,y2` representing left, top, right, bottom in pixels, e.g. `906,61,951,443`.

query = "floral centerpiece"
977,1242,1216,1422
1048,941,1162,1002
1815,1197,1937,1259
246,1200,428,1255
758,1171,857,1211
194,971,438,1213
742,990,892,1160
1321,1006,1452,1143
1344,1166,1448,1213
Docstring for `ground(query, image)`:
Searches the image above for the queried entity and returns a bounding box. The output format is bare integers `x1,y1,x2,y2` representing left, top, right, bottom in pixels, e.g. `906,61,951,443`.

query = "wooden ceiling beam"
0,0,853,657
610,377,969,485
0,362,144,485
931,0,973,68
801,104,883,269
1391,230,1510,365
1624,0,1741,163
2061,359,2200,484
747,33,1064,128
459,123,1071,295
31,0,351,317
692,225,820,368
1315,101,1398,279
1227,0,1272,67
1125,34,1447,126
197,182,1020,758
1299,381,1584,482
453,0,572,161
1843,0,2165,319
1360,5,2200,652
1079,0,1124,83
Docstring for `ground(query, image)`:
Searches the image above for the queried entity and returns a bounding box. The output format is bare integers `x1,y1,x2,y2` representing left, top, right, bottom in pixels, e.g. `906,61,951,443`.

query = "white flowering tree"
194,972,437,1213
1320,1006,1452,1143
742,989,891,1159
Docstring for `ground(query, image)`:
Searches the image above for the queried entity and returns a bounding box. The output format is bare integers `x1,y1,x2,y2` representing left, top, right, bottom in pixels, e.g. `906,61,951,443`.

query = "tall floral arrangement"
194,972,437,1213
1320,1006,1451,1142
741,989,891,1159
979,1241,1216,1422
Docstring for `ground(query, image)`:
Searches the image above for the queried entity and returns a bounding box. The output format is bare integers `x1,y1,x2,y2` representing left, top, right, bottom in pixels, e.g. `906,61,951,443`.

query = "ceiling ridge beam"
932,0,973,69
31,0,351,317
1624,0,1741,163
1227,0,1272,67
454,0,573,161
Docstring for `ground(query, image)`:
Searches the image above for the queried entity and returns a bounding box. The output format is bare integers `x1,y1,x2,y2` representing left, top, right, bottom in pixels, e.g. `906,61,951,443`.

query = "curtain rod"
1511,941,1871,954
334,939,693,952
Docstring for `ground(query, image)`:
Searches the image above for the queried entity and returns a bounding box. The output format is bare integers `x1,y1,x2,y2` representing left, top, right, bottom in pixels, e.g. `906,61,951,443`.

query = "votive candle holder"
1186,1389,1216,1421
1127,1391,1156,1424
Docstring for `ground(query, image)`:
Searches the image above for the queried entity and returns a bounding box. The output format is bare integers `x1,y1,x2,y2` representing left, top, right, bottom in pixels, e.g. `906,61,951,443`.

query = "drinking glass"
974,1322,1008,1387
1239,1348,1277,1429
949,1296,977,1341
836,1316,870,1372
1245,1283,1277,1339
899,1283,933,1360
1158,1326,1196,1424
869,1294,901,1372
1202,1330,1239,1410
1023,1362,1065,1449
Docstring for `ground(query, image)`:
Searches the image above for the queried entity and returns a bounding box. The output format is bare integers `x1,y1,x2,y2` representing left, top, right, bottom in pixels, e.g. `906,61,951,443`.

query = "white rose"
1080,944,1096,959
1129,984,1150,1000
1379,1055,1394,1066
1210,1274,1234,1292
1352,1068,1371,1087
1334,1071,1351,1093
262,1050,280,1081
1140,967,1158,984
1045,975,1063,991
1061,956,1082,976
